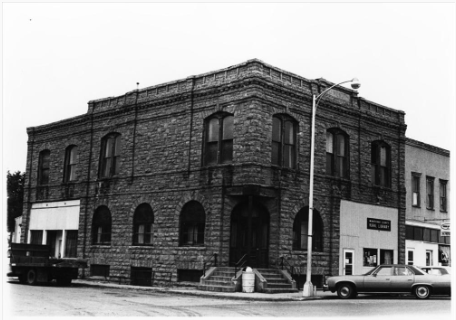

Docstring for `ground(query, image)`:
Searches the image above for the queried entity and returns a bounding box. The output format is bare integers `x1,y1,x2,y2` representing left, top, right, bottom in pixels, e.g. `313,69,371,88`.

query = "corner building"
21,59,406,287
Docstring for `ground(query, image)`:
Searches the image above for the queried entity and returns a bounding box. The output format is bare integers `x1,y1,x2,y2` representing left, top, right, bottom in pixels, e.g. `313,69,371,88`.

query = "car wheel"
26,269,38,285
337,283,356,299
414,285,431,299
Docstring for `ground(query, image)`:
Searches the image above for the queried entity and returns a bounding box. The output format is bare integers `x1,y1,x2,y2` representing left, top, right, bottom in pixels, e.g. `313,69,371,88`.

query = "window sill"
412,205,421,208
178,246,206,250
426,208,435,211
440,210,448,213
271,165,298,172
129,245,154,248
91,244,111,248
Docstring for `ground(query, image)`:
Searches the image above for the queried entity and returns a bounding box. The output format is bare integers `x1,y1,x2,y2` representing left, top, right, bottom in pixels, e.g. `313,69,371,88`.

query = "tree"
7,171,25,233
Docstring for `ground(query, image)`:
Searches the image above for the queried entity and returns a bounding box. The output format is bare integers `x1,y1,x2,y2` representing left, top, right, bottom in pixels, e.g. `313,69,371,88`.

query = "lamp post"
302,78,361,297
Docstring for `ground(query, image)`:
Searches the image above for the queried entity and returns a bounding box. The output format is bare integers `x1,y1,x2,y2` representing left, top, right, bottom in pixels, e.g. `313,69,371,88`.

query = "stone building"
21,59,406,288
405,138,450,267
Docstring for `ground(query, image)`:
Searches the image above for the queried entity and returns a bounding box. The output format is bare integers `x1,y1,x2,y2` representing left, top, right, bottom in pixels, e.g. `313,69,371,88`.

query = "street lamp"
302,78,361,297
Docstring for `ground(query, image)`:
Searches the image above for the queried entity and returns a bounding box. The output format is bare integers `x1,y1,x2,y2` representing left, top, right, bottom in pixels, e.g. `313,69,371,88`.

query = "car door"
363,265,393,292
390,266,414,292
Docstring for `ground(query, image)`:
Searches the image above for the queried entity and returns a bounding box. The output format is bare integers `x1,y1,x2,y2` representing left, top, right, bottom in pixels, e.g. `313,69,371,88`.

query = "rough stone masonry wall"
22,59,406,284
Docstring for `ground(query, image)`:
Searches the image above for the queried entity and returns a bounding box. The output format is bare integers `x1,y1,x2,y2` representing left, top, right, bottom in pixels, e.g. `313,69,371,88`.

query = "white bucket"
242,267,255,293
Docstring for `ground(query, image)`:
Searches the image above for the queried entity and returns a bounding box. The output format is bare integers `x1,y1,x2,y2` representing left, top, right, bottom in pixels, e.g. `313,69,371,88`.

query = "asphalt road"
4,280,453,318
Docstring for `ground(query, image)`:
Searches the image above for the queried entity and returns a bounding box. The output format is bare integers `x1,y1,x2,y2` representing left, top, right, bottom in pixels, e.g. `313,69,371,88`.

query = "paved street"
4,280,452,318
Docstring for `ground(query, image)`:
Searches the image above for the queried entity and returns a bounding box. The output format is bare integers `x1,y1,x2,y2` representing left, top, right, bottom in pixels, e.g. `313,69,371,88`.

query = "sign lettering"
367,218,391,231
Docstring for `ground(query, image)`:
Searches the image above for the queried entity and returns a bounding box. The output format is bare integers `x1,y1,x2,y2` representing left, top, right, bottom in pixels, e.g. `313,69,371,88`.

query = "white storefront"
339,200,399,276
28,200,80,258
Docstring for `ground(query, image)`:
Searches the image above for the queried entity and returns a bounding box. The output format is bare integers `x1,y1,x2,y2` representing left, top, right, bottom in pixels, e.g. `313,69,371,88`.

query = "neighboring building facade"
405,138,450,267
20,59,406,287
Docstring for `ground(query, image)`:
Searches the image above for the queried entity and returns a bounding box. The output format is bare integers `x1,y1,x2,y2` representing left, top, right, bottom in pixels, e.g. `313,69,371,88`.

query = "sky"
2,1,455,175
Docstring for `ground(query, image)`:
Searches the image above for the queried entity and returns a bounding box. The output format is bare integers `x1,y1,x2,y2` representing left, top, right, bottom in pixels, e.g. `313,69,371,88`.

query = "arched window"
272,115,297,169
38,150,51,185
371,140,391,187
133,203,154,245
180,201,205,246
204,113,233,165
293,207,323,252
92,206,112,245
99,133,122,178
64,145,79,182
326,129,349,178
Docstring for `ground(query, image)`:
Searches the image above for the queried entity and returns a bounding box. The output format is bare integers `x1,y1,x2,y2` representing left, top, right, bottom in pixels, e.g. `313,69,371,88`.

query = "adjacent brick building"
21,59,407,287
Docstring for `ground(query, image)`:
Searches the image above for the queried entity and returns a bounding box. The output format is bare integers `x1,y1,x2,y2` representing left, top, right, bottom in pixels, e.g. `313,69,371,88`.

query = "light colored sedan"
419,266,451,276
323,264,451,299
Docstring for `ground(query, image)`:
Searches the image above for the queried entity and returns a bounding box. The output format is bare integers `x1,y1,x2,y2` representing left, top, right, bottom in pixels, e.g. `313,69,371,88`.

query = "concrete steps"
198,267,237,292
256,268,298,294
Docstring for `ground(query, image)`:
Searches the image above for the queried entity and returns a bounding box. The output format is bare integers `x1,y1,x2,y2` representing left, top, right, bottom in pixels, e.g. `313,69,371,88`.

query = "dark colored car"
323,264,451,299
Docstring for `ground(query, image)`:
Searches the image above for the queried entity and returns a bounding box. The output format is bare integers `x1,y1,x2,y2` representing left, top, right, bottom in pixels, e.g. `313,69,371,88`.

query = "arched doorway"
230,199,270,268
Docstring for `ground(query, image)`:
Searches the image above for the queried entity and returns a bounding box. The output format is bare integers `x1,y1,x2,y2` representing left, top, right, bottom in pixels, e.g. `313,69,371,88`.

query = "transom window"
64,145,79,182
133,203,154,245
204,114,233,165
180,201,205,246
326,129,349,178
38,150,51,185
272,115,297,169
99,133,122,178
292,207,323,251
371,141,391,187
92,206,112,245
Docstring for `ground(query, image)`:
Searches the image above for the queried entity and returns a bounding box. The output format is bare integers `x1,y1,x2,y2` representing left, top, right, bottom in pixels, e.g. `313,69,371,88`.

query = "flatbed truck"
7,243,87,286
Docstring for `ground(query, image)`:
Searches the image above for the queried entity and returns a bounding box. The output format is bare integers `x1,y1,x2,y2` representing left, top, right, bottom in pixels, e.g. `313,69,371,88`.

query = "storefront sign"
367,218,391,231
441,222,450,237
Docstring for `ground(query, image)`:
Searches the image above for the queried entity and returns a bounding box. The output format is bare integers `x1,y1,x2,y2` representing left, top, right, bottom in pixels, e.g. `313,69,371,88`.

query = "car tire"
414,285,431,299
26,269,38,285
337,283,356,299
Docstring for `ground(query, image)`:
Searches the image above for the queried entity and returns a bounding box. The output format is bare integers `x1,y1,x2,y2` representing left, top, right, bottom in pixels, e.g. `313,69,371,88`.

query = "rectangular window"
426,176,434,209
407,250,414,265
425,250,433,266
380,249,393,264
90,264,110,278
363,248,378,267
65,230,78,258
406,225,414,240
131,267,152,286
413,227,423,241
423,228,430,242
30,230,43,245
440,180,447,212
430,229,439,243
412,174,420,207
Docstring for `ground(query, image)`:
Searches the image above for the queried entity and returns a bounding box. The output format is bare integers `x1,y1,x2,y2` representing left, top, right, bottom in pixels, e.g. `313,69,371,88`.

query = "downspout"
187,77,195,174
24,128,35,244
82,113,94,276
131,90,139,180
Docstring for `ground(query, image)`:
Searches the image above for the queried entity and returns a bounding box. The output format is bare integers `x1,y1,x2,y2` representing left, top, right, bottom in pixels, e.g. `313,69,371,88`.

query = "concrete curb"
73,280,328,302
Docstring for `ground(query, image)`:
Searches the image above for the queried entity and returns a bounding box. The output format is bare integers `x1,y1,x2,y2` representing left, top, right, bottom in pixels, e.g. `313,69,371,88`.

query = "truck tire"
26,269,38,285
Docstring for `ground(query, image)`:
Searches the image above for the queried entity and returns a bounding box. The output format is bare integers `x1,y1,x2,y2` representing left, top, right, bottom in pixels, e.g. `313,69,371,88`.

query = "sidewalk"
73,279,335,301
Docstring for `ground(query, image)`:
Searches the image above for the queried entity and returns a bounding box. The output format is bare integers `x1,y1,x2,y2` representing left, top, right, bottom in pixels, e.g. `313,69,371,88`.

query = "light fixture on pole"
302,78,361,297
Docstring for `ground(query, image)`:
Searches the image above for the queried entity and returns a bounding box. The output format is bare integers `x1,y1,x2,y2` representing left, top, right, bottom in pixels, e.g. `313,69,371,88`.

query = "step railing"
278,255,295,276
203,253,218,277
234,254,248,278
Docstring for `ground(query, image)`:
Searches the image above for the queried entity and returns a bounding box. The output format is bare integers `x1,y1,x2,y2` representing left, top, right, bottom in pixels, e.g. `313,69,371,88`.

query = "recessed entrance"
229,199,269,268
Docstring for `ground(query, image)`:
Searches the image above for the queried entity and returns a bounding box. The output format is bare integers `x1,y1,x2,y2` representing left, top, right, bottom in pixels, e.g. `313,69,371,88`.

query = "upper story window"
204,113,233,166
38,150,51,185
133,203,154,245
92,206,112,245
63,145,79,182
179,201,205,246
370,141,391,187
99,133,121,178
440,180,447,212
326,129,349,178
412,173,421,207
292,207,323,252
426,176,435,210
272,115,297,169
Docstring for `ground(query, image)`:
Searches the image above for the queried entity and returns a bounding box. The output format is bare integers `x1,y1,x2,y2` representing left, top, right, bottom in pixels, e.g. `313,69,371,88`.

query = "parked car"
323,264,451,299
419,266,451,276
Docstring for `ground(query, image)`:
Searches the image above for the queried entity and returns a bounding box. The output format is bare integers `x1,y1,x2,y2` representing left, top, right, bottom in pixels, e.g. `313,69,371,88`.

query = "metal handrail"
234,254,248,278
203,253,218,277
279,256,295,275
